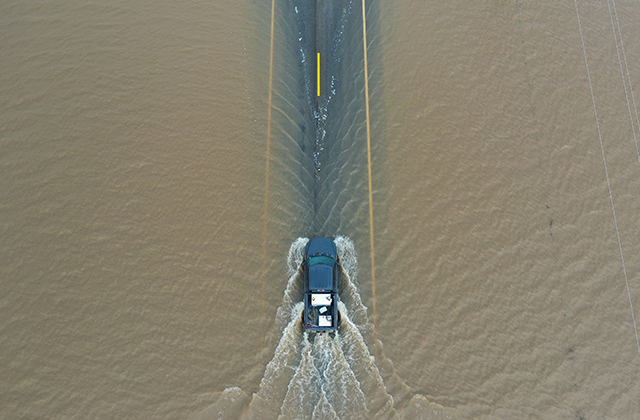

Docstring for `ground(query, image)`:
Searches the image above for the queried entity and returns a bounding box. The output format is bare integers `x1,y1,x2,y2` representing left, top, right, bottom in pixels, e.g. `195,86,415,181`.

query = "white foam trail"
337,302,395,418
312,392,340,420
335,236,358,285
247,303,305,419
198,238,458,420
276,238,309,332
287,237,309,278
278,333,321,420
335,236,372,337
315,331,369,420
252,237,396,419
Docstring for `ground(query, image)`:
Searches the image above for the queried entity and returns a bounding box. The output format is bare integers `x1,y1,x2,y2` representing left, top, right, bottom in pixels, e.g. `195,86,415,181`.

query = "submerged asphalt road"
280,0,373,236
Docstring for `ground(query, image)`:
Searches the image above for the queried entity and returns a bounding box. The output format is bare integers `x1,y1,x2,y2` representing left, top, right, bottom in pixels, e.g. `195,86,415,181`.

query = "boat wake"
193,238,457,420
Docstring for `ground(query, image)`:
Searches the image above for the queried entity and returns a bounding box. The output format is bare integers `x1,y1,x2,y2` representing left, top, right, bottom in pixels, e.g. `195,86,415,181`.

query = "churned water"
196,238,453,419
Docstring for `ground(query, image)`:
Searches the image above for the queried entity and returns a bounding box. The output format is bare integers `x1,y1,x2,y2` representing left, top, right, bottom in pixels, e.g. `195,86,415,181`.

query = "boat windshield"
308,255,335,266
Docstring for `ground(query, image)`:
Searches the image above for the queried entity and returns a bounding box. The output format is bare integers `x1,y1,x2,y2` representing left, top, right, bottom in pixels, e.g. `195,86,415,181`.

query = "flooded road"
2,0,640,419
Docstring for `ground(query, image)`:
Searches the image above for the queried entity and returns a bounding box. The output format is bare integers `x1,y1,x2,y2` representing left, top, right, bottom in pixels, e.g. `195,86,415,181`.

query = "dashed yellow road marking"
317,53,321,96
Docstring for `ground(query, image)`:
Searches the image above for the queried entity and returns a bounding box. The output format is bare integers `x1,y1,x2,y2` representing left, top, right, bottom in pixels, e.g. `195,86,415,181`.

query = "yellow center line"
317,53,321,96
361,0,377,332
261,0,276,325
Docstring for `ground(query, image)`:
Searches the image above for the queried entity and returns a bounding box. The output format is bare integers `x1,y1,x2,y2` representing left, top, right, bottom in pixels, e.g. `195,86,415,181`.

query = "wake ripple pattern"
196,238,457,420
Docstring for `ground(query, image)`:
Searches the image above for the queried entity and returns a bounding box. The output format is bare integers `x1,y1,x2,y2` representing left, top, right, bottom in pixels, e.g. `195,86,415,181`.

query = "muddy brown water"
1,0,640,418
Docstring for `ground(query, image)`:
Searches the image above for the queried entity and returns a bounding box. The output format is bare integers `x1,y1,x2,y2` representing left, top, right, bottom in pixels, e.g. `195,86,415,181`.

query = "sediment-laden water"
2,0,640,419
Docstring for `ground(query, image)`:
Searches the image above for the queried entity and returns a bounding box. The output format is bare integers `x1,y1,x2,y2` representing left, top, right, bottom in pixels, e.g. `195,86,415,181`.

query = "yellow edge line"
317,53,321,96
261,0,276,324
361,0,377,332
